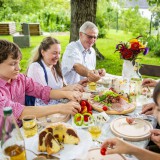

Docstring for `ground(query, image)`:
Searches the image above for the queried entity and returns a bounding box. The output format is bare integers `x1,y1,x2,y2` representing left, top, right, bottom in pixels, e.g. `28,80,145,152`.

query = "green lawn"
1,29,160,76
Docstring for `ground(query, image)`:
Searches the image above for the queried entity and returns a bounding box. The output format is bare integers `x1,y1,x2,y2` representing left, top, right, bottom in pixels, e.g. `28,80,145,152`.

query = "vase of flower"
115,36,149,80
122,60,141,80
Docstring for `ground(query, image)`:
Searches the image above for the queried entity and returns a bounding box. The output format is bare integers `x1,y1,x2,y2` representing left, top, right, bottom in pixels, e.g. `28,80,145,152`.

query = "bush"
153,41,160,56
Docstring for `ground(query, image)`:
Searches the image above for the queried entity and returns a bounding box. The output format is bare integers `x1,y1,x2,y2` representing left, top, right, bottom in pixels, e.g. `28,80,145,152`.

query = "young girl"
0,40,82,128
27,37,85,106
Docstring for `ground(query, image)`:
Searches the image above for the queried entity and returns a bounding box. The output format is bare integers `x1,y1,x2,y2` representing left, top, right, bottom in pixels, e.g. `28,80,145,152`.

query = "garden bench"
0,22,16,35
139,64,160,77
13,23,30,48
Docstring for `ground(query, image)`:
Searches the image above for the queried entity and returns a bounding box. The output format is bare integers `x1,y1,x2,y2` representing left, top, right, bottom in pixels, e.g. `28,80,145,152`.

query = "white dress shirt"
27,60,64,106
62,40,96,84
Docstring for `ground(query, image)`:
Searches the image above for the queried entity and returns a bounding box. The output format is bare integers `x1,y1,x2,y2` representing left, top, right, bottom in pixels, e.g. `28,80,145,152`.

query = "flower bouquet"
115,36,149,60
115,36,149,79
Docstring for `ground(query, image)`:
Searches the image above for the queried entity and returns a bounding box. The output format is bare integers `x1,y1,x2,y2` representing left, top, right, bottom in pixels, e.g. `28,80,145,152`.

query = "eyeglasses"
82,32,98,40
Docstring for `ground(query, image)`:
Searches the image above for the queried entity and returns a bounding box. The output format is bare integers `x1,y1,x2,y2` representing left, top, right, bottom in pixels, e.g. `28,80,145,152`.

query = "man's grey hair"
79,21,98,34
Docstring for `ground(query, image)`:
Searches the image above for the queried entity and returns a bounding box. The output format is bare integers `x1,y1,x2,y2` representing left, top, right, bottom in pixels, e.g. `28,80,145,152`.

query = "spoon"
26,149,60,160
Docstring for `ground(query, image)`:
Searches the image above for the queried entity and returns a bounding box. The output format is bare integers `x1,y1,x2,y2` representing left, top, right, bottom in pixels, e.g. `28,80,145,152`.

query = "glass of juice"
4,144,26,160
88,82,97,91
88,125,101,140
88,118,102,141
22,115,37,138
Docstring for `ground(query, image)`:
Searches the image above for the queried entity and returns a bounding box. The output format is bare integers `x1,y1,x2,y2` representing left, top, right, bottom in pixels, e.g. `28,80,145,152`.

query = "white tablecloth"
25,74,157,160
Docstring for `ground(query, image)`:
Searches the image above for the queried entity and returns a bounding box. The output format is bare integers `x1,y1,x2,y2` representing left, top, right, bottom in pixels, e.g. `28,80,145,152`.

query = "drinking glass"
88,120,102,141
88,82,97,91
22,115,37,138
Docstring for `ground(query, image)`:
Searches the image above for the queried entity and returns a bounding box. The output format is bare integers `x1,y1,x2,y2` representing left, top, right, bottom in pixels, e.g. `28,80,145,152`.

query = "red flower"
130,42,140,50
115,36,149,61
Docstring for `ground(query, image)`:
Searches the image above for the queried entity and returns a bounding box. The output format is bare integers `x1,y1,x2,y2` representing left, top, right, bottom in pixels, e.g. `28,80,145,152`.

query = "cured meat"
111,103,124,112
89,97,134,114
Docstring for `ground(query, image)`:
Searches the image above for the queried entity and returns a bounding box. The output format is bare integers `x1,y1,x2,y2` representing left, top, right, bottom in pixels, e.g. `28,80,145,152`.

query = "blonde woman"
27,37,85,106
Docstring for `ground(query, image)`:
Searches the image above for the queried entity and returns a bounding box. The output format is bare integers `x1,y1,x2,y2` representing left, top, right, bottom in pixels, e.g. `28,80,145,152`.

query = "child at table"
0,40,82,132
100,81,160,160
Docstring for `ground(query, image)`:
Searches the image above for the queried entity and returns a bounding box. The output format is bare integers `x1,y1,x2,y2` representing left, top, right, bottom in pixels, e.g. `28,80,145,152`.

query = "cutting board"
92,104,136,115
110,117,153,141
89,99,136,115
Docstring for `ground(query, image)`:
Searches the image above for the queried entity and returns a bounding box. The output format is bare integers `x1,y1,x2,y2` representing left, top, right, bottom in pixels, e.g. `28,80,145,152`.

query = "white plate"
87,148,126,160
27,129,92,160
72,112,110,129
85,84,105,93
110,117,153,141
71,115,94,129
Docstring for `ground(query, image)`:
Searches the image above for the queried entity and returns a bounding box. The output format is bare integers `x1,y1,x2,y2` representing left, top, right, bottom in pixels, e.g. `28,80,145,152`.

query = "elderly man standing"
62,21,106,84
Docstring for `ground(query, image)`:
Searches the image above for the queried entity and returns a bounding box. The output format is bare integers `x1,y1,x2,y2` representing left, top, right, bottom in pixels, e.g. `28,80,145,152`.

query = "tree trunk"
70,0,104,60
70,0,97,42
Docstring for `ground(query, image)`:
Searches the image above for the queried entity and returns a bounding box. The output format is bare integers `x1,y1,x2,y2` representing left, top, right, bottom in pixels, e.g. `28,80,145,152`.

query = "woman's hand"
142,79,157,87
101,137,133,155
78,78,89,87
59,101,81,115
150,129,160,148
64,84,84,92
141,103,156,115
65,91,82,102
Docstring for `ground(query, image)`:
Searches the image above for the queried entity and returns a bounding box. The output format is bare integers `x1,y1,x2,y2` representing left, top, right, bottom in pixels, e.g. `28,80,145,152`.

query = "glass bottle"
1,107,26,160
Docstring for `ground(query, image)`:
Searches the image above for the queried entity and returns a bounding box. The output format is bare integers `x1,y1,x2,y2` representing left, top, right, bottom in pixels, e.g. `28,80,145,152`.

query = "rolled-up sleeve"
0,92,25,126
25,76,51,104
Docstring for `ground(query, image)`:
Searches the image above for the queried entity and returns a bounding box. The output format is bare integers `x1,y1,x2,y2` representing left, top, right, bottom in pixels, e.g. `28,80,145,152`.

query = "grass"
1,29,160,76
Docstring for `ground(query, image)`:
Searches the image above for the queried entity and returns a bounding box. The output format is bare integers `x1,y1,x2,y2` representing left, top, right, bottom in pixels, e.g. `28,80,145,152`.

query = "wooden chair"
139,64,160,77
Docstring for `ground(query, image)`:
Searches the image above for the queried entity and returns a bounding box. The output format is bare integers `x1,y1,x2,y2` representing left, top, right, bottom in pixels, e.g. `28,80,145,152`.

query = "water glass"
88,119,102,141
22,115,37,138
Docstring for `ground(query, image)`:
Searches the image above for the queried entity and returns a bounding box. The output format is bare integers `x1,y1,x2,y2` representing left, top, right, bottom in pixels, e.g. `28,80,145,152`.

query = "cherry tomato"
84,115,89,122
85,101,92,111
80,106,87,114
100,148,106,155
88,111,92,115
80,100,87,107
102,106,108,111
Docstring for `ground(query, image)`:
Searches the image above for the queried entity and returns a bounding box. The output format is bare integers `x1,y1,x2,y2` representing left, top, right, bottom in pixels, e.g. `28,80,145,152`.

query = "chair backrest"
139,64,160,77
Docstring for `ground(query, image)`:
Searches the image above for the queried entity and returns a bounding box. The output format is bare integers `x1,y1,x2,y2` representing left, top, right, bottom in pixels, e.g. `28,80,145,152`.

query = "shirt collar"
77,40,91,54
41,59,53,71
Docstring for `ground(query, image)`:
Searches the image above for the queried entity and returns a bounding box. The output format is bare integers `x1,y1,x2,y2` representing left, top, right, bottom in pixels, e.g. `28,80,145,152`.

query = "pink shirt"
0,74,51,127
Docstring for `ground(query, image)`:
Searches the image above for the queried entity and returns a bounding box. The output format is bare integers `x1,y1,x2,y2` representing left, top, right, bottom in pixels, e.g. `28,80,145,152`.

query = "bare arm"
142,78,158,87
49,89,82,102
60,84,84,92
73,63,100,82
130,145,160,160
141,102,156,115
19,101,81,119
101,138,160,160
73,63,89,77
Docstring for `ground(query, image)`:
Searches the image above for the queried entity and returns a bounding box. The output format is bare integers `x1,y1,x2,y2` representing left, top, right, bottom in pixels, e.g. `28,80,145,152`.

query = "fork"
124,113,152,122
